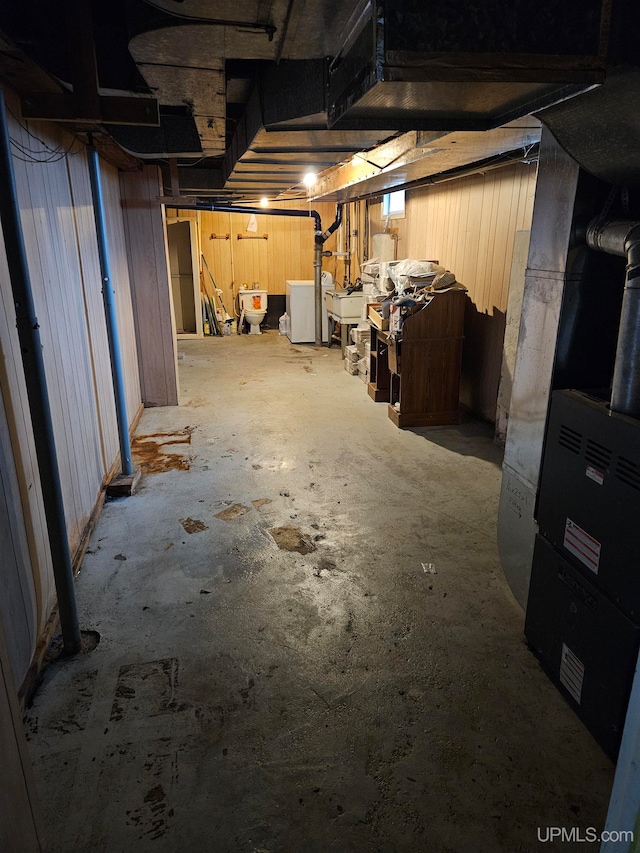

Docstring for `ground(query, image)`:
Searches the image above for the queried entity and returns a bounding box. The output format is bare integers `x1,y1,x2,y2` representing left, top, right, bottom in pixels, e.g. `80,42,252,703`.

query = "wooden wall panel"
0,91,142,682
66,150,118,473
0,619,43,852
120,167,178,407
0,381,38,684
170,201,344,318
0,222,52,676
8,109,105,611
369,163,537,422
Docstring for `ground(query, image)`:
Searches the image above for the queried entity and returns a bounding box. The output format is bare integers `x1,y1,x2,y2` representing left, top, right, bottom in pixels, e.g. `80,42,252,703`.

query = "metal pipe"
587,218,640,417
344,204,351,286
316,205,343,345
314,236,323,346
320,205,342,244
364,198,370,260
0,89,81,653
86,144,133,476
173,201,322,234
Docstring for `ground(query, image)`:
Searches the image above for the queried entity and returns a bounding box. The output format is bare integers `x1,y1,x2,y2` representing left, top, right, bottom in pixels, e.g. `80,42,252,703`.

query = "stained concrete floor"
26,332,613,852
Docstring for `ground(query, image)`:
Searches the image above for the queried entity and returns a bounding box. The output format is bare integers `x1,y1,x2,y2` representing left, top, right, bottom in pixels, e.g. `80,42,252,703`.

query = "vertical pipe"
314,236,323,346
344,204,351,286
0,89,81,653
86,145,133,475
315,206,343,346
364,199,370,261
586,219,640,418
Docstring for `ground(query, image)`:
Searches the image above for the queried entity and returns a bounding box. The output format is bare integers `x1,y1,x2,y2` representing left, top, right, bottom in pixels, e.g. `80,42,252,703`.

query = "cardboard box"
367,303,388,330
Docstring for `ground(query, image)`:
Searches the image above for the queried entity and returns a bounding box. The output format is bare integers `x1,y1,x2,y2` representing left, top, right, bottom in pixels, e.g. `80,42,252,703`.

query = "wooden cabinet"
386,289,466,428
368,327,391,402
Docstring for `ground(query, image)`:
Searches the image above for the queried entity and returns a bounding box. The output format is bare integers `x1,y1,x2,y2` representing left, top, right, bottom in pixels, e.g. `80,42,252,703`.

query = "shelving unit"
386,288,466,428
368,327,391,402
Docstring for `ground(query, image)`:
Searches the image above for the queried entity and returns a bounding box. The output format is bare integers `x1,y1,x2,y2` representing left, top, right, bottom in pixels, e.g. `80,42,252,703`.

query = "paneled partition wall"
0,93,142,685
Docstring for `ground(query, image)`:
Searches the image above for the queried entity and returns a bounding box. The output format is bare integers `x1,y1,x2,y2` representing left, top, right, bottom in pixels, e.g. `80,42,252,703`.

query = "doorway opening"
167,219,202,338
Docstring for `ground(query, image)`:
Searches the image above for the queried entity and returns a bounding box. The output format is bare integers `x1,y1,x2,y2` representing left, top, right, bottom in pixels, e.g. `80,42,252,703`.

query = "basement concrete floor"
26,332,613,853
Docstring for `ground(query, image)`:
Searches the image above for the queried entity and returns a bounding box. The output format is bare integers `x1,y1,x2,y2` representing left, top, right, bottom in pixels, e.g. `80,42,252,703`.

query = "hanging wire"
9,135,84,163
6,103,66,154
5,102,83,163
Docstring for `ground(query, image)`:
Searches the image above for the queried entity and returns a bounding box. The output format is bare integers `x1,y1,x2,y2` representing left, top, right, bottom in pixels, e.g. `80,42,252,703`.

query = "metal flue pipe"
87,144,133,476
587,217,640,417
315,205,343,345
0,89,81,654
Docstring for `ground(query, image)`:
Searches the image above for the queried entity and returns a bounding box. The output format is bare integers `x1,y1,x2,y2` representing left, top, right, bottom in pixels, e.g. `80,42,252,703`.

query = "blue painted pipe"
0,89,81,653
86,145,133,476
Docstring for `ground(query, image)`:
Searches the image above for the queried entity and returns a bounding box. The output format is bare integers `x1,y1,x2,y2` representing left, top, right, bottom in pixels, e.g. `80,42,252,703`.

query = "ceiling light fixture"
303,171,317,187
260,197,269,207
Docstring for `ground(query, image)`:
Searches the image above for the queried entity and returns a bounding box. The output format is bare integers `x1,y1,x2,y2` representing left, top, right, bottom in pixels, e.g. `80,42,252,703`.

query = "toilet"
239,289,268,335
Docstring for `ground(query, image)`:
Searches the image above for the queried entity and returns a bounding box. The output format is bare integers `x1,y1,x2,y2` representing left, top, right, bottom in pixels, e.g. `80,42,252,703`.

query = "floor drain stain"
269,526,316,554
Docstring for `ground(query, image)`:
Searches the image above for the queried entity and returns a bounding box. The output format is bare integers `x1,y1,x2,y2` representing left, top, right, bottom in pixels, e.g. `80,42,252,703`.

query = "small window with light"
382,190,405,219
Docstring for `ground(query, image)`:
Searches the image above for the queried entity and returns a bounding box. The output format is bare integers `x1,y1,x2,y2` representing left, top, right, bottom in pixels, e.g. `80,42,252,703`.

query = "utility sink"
325,289,364,324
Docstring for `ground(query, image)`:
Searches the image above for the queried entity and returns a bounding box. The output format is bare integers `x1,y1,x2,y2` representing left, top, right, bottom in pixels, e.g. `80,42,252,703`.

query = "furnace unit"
525,390,640,759
525,212,640,760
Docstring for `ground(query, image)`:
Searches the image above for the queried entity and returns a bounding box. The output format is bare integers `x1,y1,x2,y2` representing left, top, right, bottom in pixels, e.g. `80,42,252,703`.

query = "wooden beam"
67,0,101,121
0,30,63,96
90,133,142,172
20,93,159,126
169,158,180,197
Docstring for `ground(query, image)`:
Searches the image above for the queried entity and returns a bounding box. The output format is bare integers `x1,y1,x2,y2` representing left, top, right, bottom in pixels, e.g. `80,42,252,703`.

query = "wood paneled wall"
121,167,178,407
169,201,344,316
0,92,142,682
0,386,37,686
369,163,537,422
0,618,43,851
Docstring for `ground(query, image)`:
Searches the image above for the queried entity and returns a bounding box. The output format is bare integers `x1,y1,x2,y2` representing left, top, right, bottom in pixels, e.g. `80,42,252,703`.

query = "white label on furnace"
560,643,585,705
563,518,601,574
585,465,604,485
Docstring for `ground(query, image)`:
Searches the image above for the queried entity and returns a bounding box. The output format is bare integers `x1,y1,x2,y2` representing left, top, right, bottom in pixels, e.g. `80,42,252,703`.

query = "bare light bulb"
260,197,269,208
303,171,317,187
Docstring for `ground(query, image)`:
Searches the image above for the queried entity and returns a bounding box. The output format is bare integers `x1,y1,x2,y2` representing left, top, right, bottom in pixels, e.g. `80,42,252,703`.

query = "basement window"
382,190,405,219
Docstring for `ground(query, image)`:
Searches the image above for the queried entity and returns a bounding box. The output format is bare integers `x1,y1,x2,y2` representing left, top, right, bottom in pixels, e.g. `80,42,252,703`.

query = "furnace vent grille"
585,439,612,470
558,424,582,454
616,456,640,492
560,643,585,705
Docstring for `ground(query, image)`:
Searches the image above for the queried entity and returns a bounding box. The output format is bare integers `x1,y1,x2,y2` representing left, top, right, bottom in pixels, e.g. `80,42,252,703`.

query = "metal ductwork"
328,0,609,132
587,218,640,418
537,69,640,188
224,87,394,201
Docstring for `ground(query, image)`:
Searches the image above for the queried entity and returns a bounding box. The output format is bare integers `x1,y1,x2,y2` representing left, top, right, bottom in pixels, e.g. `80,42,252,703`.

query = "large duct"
586,218,640,417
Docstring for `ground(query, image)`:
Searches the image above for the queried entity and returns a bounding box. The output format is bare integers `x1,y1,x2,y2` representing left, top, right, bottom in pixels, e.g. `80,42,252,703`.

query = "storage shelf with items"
368,326,391,402
386,288,466,428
